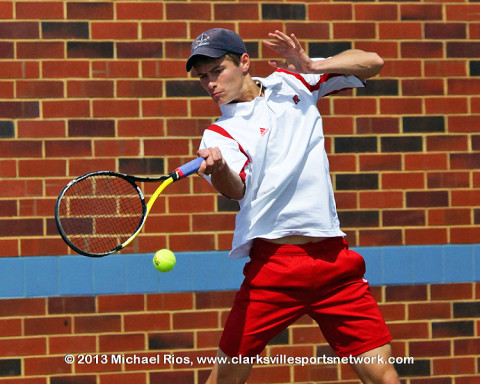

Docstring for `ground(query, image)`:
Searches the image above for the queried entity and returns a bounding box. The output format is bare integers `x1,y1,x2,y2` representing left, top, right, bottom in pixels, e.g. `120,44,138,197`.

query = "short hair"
190,52,242,71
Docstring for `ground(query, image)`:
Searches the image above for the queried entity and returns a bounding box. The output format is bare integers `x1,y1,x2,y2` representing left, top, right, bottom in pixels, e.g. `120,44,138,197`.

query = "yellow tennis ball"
153,249,176,272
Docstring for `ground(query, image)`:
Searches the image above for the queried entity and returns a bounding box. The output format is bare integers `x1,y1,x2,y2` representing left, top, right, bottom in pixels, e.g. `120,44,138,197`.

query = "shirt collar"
219,74,282,117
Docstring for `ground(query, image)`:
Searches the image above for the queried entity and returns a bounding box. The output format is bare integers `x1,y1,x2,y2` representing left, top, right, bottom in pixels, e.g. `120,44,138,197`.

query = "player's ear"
240,53,250,74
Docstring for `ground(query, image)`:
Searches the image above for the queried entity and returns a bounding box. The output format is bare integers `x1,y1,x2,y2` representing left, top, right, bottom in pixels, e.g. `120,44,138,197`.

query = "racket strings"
58,175,144,255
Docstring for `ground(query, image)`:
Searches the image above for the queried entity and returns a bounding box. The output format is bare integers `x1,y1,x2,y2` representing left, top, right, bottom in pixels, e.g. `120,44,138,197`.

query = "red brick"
0,337,46,357
43,100,90,118
43,61,89,78
19,159,66,177
124,313,170,332
74,315,121,334
409,340,451,358
117,119,164,137
49,335,96,354
67,2,113,20
401,42,443,58
359,191,403,209
308,4,352,20
98,294,144,313
24,356,72,376
409,302,451,320
17,42,64,59
0,2,13,18
424,60,467,77
380,98,422,115
446,5,480,21
190,99,222,117
334,22,376,39
45,140,92,158
450,227,480,243
359,154,401,171
382,172,424,189
169,233,215,252
428,209,471,226
356,42,399,59
16,1,63,19
0,101,39,118
448,79,480,96
94,139,140,157
388,322,430,340
358,229,402,246
166,3,210,20
142,60,186,79
381,59,422,77
117,80,163,98
451,190,480,206
48,296,96,315
99,334,145,353
355,4,397,21
67,80,114,98
425,23,466,39
334,98,377,115
92,61,139,78
356,117,399,134
426,97,468,114
405,154,448,171
16,80,63,99
401,4,443,20
402,79,444,96
433,357,476,375
0,219,43,237
142,22,187,39
0,140,42,158
405,228,448,245
431,283,473,301
143,99,188,117
92,100,140,118
17,120,65,138
379,22,422,39
427,135,468,152
24,317,72,336
99,372,147,384
0,298,46,317
116,2,163,20
147,293,194,311
284,22,330,40
0,318,21,337
91,21,137,39
214,4,259,20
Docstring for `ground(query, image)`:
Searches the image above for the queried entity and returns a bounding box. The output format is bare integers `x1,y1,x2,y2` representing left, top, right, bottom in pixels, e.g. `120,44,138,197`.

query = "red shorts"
219,237,392,358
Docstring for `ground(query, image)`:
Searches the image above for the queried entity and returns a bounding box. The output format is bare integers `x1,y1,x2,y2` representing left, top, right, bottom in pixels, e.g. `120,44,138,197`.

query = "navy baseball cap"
186,28,247,72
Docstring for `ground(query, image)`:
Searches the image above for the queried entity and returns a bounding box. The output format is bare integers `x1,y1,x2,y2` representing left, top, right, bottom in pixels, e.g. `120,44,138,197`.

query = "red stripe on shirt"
275,69,343,92
206,124,250,181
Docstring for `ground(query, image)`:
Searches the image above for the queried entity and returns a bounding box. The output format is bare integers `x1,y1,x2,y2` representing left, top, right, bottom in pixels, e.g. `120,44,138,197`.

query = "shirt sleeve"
199,125,250,185
298,58,366,100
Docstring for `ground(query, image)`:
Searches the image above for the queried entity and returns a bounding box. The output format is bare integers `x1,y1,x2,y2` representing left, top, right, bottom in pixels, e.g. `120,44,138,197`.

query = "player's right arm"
197,147,245,201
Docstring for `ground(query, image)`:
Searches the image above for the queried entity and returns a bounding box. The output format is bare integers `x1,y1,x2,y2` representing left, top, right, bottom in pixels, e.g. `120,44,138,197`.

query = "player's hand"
196,147,227,177
263,30,313,74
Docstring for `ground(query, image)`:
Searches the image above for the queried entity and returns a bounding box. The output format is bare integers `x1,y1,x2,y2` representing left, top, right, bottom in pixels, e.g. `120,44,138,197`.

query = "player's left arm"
263,30,383,80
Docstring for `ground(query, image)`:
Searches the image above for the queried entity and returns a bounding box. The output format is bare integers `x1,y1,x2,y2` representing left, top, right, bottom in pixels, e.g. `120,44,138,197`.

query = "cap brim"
185,47,231,72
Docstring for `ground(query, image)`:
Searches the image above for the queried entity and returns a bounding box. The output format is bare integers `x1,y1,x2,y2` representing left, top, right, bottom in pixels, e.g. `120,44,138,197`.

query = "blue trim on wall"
1,244,479,298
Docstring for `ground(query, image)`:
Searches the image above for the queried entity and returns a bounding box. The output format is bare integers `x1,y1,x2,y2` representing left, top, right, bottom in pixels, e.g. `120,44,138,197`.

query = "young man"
187,28,400,384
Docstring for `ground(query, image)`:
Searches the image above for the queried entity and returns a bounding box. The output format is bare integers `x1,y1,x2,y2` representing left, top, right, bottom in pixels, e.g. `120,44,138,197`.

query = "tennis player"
188,28,399,384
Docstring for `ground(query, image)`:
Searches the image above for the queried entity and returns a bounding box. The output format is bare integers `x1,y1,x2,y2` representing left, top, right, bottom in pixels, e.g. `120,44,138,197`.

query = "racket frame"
55,171,172,257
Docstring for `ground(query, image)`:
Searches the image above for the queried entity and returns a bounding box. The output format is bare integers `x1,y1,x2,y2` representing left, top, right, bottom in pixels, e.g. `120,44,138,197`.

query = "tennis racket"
55,157,204,257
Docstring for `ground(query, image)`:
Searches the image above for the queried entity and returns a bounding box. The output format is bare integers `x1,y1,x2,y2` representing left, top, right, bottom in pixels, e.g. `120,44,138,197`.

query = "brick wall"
0,284,479,383
0,0,478,256
0,0,479,383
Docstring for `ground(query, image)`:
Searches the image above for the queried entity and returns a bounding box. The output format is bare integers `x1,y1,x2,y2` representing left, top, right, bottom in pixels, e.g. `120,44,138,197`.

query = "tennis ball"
153,249,176,272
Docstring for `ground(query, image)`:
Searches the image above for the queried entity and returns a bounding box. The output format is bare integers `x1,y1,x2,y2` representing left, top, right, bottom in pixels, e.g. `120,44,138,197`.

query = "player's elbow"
366,52,384,78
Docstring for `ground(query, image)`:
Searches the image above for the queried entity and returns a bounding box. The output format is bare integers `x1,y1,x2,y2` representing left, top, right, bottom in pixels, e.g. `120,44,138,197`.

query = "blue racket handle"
172,157,205,180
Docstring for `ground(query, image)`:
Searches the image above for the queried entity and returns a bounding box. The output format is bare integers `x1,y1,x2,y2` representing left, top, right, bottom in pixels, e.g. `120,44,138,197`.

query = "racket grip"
172,157,205,181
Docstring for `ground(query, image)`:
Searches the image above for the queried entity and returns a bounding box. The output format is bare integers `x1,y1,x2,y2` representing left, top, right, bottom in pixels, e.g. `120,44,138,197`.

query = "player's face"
193,55,250,105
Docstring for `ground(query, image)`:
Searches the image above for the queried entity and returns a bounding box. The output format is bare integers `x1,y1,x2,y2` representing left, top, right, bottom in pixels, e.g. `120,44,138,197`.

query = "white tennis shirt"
199,66,365,258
